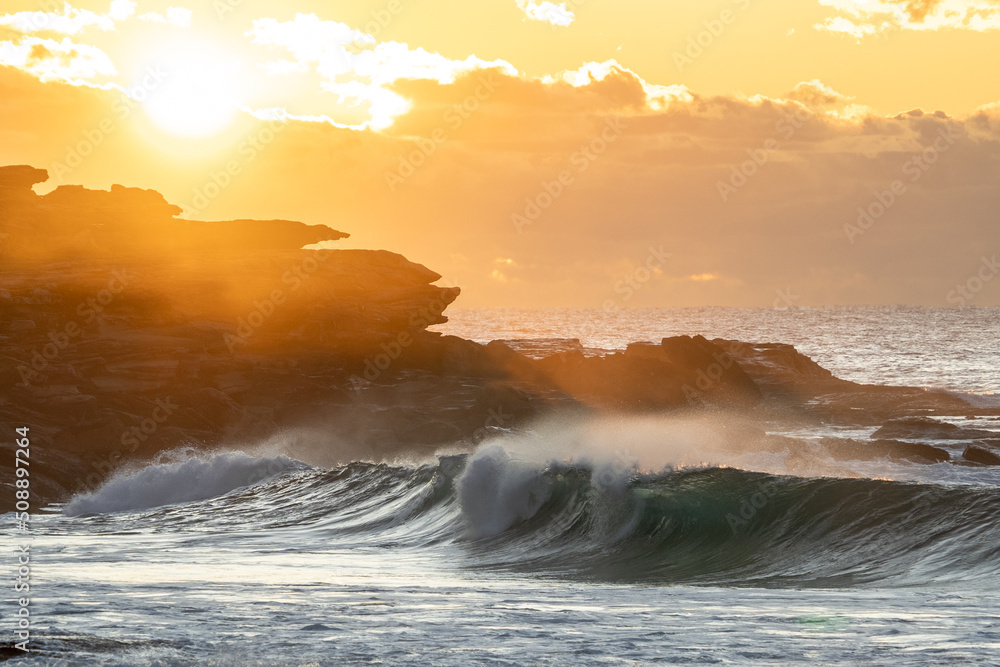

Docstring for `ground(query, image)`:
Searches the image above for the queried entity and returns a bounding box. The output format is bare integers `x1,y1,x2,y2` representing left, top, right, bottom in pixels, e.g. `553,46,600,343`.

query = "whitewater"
5,307,1000,665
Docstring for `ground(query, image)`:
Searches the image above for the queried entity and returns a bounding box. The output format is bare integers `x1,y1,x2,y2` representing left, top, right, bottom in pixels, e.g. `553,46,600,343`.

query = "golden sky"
2,0,999,306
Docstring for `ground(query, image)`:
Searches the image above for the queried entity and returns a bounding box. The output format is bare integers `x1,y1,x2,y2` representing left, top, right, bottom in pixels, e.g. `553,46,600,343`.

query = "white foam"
457,444,552,538
64,451,301,516
453,412,1000,540
455,416,726,538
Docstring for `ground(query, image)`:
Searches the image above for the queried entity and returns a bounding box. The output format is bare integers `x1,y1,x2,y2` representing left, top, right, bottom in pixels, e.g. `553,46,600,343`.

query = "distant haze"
1,0,998,307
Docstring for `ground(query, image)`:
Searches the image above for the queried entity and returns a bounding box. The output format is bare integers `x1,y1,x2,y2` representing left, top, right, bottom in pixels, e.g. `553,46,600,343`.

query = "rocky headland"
2,165,998,507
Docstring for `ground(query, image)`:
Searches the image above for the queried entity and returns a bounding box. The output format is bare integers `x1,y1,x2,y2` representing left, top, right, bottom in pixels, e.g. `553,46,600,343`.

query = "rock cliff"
1,165,995,507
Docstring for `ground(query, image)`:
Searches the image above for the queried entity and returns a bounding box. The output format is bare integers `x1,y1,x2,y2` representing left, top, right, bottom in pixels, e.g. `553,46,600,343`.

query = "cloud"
816,0,1000,35
787,79,851,107
814,15,889,38
138,7,193,28
2,46,999,307
248,14,370,73
247,13,516,129
516,0,576,26
0,37,116,80
0,0,135,35
0,1,149,83
253,69,999,307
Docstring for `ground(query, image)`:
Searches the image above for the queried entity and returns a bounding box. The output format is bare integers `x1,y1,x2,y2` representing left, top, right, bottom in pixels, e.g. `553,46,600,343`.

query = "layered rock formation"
1,165,997,508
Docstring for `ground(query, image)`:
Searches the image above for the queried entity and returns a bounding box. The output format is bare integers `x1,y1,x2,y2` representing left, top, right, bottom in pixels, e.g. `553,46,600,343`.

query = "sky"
1,0,999,307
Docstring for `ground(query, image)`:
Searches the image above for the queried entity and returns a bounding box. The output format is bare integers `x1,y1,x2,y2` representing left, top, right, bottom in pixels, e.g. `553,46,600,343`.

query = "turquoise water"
6,307,1000,666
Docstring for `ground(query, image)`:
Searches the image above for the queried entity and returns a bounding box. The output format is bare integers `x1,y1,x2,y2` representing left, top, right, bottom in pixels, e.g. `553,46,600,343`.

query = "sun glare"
140,45,241,138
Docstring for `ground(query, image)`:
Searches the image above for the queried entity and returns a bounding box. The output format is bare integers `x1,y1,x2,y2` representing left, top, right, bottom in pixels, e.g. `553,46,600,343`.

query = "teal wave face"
95,455,1000,589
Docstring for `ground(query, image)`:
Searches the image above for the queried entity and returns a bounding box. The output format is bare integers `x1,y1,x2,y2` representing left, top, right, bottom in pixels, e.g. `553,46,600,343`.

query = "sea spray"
64,450,302,516
457,444,552,538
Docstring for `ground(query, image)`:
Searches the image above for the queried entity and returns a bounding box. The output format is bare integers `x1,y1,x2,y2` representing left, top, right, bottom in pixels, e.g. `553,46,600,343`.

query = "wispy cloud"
0,1,190,83
247,13,516,129
138,7,193,28
516,0,575,27
816,0,1000,36
0,37,117,79
0,0,135,35
5,59,999,306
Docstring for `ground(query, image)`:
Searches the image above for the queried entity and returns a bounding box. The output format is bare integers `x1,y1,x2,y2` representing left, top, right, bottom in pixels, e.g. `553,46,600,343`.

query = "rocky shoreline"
2,165,998,508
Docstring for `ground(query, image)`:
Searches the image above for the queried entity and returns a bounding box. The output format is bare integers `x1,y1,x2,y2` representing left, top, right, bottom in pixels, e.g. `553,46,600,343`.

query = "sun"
140,43,242,138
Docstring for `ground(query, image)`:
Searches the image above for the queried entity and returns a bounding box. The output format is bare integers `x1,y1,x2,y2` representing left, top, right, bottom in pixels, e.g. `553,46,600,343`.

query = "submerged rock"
962,443,1000,466
872,417,997,441
820,437,951,464
2,164,994,508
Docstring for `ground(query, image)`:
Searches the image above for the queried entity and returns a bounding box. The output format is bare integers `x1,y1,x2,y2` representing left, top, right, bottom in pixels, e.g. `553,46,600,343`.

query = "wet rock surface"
963,442,1000,466
2,165,997,507
871,416,998,441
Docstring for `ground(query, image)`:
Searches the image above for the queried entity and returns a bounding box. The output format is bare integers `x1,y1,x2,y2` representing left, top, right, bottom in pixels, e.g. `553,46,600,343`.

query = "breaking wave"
62,441,1000,588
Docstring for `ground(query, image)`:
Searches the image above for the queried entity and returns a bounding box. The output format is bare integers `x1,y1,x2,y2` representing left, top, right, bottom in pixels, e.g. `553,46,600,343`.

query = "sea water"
5,307,1000,666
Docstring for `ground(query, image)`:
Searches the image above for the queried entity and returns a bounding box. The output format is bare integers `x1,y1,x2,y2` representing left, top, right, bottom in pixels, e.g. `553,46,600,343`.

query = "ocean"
6,307,1000,666
435,306,1000,399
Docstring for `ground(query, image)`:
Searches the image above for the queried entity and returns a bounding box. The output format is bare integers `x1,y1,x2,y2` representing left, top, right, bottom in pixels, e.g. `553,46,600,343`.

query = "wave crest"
64,451,302,516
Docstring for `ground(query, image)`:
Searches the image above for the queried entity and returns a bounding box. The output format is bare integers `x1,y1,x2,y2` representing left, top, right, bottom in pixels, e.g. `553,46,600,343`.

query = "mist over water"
63,450,301,516
4,0,999,654
51,419,1000,586
9,307,1000,665
20,410,1000,664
